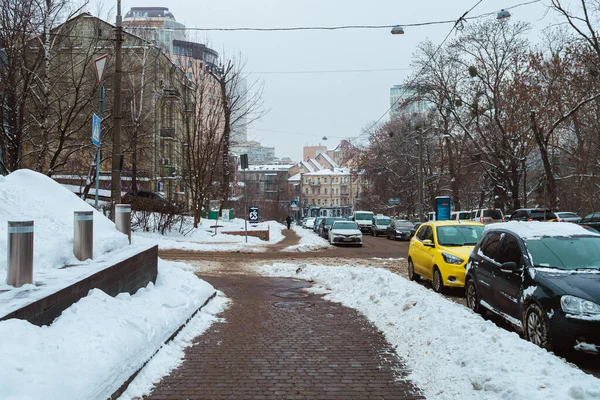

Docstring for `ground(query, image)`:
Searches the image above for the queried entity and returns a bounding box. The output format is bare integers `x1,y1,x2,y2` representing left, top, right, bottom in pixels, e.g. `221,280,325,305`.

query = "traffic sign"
249,206,259,223
388,198,401,205
94,54,109,84
92,113,101,147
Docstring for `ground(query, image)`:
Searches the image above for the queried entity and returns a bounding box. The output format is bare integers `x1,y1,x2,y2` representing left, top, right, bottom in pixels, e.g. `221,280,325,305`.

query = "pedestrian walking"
285,215,292,230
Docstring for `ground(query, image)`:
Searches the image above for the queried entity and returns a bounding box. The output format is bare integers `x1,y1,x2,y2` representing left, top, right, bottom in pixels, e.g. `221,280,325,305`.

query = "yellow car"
408,220,485,293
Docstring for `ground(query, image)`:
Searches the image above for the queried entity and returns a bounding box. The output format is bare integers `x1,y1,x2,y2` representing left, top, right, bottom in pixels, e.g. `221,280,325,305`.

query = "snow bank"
258,263,600,400
282,225,331,252
119,293,229,400
0,259,218,400
0,170,128,276
133,217,285,252
486,220,599,239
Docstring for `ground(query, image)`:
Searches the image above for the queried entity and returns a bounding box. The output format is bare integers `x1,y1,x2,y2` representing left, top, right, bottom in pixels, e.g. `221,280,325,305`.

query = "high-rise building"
123,7,186,54
231,77,248,145
390,84,432,120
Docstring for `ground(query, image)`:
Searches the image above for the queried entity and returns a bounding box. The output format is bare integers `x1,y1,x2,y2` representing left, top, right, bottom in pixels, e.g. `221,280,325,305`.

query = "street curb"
110,290,218,399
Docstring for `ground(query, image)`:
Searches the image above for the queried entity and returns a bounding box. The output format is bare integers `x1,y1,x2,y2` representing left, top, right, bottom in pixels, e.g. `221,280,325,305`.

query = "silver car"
555,212,581,223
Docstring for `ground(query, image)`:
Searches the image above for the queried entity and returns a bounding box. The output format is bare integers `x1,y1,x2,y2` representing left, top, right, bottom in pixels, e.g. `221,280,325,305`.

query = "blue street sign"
92,114,101,147
388,198,401,206
290,200,298,208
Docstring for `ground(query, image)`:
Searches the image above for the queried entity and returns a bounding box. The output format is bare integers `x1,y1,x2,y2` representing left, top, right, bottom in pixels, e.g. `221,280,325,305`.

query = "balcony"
160,127,175,139
309,182,321,186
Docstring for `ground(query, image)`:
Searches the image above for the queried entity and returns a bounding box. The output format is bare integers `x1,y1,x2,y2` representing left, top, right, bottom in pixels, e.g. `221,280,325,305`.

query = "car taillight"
480,217,484,223
502,216,505,222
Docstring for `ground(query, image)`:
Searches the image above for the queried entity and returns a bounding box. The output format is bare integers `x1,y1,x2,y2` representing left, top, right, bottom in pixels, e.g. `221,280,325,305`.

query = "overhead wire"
353,0,487,145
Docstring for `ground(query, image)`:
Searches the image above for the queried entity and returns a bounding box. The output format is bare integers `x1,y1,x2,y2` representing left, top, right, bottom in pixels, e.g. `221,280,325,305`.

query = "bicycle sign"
248,206,259,223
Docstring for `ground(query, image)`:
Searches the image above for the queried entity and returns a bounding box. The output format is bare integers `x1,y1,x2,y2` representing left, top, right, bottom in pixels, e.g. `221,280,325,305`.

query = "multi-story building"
302,140,356,168
231,141,276,165
28,13,192,201
390,84,432,120
122,7,185,55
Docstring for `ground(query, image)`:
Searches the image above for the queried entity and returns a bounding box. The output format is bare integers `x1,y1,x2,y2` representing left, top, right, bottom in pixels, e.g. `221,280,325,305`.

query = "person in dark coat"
285,215,293,229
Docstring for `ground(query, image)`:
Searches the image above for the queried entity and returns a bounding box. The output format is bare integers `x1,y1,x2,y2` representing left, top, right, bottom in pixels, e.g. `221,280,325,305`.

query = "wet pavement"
145,274,424,400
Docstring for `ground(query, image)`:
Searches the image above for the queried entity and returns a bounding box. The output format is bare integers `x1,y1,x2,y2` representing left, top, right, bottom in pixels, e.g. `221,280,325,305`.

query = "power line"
362,0,486,137
122,0,539,33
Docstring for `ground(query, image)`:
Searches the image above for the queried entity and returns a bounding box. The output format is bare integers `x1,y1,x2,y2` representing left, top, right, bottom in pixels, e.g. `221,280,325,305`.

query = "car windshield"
375,219,391,225
526,236,600,270
457,212,471,219
333,222,358,230
324,218,343,226
395,221,414,228
483,210,503,219
355,213,373,220
436,225,484,246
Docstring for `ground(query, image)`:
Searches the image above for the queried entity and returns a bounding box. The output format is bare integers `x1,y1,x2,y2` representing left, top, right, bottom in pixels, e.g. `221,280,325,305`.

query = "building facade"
390,84,432,120
123,7,186,55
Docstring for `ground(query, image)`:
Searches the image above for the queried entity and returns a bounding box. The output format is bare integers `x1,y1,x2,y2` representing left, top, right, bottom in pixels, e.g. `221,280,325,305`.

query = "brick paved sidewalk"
145,274,424,400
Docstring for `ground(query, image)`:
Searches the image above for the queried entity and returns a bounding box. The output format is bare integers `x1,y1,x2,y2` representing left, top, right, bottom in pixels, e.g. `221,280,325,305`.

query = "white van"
450,211,472,221
351,211,375,233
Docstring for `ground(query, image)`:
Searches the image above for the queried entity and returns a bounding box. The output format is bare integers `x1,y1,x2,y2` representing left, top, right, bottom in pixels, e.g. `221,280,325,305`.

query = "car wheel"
524,303,552,351
408,259,420,281
432,268,444,294
371,231,375,236
466,279,484,315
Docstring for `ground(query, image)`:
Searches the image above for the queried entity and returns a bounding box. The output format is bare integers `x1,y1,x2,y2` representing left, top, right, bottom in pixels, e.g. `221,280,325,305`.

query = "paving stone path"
145,273,424,400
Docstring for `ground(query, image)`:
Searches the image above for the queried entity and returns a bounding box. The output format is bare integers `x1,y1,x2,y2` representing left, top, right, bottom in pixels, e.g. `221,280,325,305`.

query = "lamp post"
111,0,124,217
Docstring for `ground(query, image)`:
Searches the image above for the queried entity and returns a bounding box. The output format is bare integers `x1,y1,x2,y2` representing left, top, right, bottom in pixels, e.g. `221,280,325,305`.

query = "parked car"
580,212,600,232
313,217,324,233
451,211,472,221
408,221,485,293
123,190,166,201
508,208,557,222
318,217,344,238
385,220,415,241
471,208,504,224
371,215,392,237
328,221,363,246
301,217,315,229
554,212,581,223
465,221,600,353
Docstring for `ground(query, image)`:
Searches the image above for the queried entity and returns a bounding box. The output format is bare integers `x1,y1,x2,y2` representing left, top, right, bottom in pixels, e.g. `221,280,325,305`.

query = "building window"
318,199,321,205
305,188,308,194
324,178,327,184
325,188,328,194
175,59,180,66
312,188,315,194
188,60,193,67
318,188,321,195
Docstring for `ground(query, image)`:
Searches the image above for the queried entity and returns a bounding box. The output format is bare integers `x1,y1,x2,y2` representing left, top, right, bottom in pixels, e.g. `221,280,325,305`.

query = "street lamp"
497,9,511,20
391,25,405,35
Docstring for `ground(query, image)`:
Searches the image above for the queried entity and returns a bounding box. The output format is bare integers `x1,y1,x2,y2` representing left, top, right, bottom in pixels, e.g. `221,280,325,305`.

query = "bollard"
7,221,34,287
115,204,131,244
74,211,93,261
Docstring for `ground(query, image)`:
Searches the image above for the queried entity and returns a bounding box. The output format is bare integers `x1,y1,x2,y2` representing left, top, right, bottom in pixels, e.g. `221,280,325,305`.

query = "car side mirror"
500,261,521,273
423,239,435,247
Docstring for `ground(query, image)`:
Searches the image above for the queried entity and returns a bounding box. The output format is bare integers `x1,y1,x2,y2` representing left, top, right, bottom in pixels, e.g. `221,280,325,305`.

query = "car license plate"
343,238,352,242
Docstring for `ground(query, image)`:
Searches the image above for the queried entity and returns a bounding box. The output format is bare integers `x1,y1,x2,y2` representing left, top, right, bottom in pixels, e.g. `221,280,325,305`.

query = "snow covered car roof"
484,221,599,239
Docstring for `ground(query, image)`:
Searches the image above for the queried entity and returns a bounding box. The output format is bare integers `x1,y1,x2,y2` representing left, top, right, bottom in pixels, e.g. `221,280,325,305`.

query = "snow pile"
0,170,128,275
120,293,229,400
258,263,600,400
486,220,599,239
133,218,286,252
0,260,221,400
282,226,331,252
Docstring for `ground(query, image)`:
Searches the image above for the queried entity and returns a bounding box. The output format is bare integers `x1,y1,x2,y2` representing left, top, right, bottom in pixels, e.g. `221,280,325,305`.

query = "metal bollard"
115,204,131,244
74,211,93,261
7,221,34,287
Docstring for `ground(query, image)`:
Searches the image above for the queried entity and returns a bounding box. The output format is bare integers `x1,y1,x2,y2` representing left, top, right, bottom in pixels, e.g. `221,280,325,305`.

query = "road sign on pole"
94,54,109,84
249,206,259,223
92,114,101,147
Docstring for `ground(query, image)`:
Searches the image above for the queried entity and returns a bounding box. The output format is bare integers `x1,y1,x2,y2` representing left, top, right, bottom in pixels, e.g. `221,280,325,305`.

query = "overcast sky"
89,0,556,162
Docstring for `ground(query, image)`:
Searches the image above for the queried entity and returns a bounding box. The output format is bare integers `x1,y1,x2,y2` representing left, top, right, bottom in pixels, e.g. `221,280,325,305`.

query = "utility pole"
418,126,423,222
111,0,124,217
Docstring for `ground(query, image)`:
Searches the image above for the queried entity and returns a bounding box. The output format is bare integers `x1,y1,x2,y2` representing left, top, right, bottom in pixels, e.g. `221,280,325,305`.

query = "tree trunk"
531,111,558,208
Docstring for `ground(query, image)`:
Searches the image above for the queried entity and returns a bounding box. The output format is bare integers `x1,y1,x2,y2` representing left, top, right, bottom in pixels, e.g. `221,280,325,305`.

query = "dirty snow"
282,225,331,252
258,263,600,400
